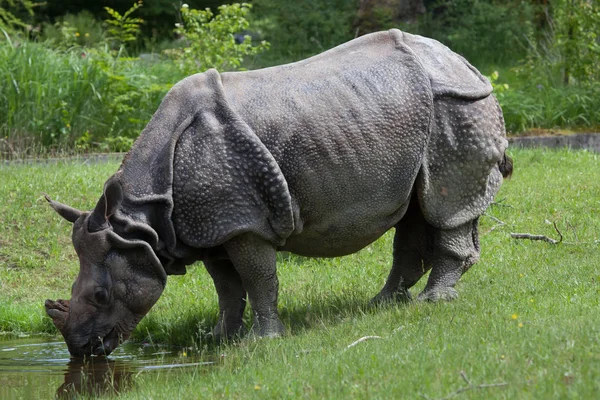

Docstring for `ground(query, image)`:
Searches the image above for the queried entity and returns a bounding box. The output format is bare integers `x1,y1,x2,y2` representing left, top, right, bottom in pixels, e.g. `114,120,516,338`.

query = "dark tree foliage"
250,0,359,65
38,0,229,36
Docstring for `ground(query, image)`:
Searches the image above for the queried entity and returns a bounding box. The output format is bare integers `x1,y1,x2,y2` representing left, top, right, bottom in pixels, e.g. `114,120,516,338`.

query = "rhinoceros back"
218,30,435,255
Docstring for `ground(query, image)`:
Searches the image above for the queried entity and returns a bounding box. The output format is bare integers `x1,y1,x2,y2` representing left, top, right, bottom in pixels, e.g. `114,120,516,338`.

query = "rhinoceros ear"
88,175,124,232
44,194,83,224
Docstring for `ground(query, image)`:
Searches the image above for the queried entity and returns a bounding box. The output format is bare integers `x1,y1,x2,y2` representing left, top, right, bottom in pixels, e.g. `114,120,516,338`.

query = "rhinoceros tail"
498,152,513,179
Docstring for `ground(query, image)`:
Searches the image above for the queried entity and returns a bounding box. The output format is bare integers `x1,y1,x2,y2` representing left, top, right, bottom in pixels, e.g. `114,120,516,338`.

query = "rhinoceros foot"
250,315,285,339
211,322,247,343
416,287,459,302
370,288,412,305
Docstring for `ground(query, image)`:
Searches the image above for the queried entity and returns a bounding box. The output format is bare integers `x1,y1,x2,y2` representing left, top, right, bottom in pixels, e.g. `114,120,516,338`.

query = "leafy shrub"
104,0,144,51
519,0,600,86
0,0,35,34
41,11,105,48
165,3,269,74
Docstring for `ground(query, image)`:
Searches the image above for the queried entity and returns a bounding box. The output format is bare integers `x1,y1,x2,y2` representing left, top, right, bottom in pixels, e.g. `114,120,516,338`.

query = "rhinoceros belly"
279,191,412,257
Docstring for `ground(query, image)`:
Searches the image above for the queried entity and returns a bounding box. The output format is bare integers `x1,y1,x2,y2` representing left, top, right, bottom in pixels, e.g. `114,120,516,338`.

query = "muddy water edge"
0,336,214,398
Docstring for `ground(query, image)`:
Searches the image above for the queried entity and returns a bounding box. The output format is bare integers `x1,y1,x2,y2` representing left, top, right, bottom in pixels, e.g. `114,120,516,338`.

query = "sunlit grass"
1,148,599,398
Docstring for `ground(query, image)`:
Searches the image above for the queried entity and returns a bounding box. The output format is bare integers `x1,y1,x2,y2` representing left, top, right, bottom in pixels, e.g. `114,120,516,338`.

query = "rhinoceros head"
44,175,167,357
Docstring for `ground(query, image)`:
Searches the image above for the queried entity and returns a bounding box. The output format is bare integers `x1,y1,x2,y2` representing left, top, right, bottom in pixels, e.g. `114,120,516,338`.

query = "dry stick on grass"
490,198,514,208
419,371,508,400
345,336,383,350
510,222,563,244
483,213,506,234
484,214,506,225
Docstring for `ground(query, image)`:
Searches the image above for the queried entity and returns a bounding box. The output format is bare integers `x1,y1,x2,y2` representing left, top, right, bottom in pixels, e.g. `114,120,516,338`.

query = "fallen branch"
510,222,563,245
419,371,508,400
490,198,514,208
345,336,383,349
483,213,506,225
483,213,506,234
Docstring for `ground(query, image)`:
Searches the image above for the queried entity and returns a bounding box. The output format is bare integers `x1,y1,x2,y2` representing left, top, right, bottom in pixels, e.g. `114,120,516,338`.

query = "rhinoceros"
45,29,512,357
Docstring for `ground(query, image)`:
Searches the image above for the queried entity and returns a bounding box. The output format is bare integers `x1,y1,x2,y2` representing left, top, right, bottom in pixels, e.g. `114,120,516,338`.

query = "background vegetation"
1,0,599,158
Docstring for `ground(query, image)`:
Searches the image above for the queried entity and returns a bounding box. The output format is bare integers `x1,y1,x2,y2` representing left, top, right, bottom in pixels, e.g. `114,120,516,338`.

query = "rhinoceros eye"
94,288,110,305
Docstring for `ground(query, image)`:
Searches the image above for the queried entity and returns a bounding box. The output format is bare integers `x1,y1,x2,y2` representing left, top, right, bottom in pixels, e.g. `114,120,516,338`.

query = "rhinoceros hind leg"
204,257,248,341
372,194,431,304
224,233,285,338
417,219,480,302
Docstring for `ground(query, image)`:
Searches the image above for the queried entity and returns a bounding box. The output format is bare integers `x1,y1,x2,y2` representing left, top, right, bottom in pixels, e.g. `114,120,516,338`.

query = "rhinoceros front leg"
224,233,285,338
417,219,480,302
204,257,247,341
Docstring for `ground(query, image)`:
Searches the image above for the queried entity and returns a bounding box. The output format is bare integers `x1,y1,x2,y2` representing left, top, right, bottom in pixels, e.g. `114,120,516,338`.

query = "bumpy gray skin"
45,29,510,356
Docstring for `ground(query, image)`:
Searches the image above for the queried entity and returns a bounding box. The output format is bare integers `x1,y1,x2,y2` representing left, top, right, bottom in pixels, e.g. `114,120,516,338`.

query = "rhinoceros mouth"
45,299,122,357
89,327,119,356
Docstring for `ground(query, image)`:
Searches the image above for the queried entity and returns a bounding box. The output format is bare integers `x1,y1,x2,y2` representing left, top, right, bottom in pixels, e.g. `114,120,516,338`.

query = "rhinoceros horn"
44,299,70,337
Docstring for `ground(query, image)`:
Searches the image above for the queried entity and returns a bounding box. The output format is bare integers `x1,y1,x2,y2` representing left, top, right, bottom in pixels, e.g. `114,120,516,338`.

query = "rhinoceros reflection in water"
44,28,513,357
56,357,132,399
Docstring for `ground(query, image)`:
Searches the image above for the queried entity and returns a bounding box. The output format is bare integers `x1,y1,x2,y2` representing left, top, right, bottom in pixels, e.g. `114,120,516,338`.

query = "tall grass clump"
499,81,600,133
0,2,268,158
0,40,106,153
0,39,176,157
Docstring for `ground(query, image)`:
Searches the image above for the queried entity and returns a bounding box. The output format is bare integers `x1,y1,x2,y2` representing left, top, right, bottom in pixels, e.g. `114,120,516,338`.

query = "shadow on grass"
134,289,406,349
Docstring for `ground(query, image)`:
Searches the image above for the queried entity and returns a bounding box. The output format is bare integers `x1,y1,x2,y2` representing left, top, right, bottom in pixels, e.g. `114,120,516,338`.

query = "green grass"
1,148,599,398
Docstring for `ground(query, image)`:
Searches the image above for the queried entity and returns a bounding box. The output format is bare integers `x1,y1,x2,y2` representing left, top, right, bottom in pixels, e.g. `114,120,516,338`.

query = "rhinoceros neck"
111,199,197,275
115,71,225,272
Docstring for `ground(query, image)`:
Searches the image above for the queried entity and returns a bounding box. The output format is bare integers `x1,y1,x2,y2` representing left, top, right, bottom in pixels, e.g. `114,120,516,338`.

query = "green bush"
165,3,269,75
518,0,600,86
40,11,105,48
